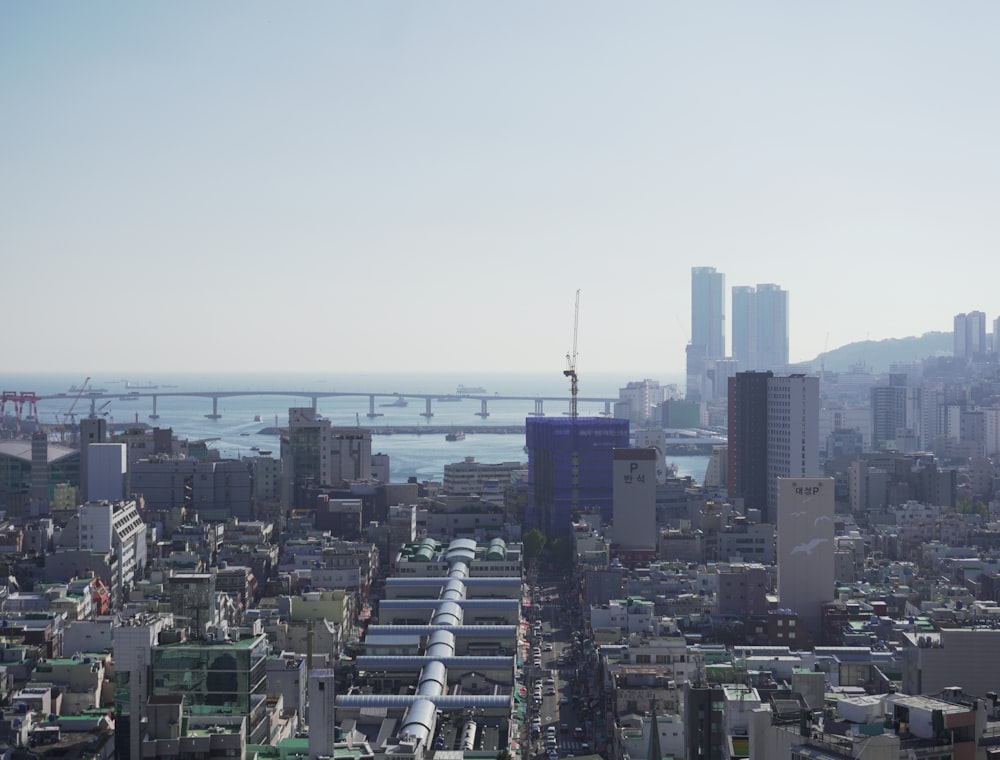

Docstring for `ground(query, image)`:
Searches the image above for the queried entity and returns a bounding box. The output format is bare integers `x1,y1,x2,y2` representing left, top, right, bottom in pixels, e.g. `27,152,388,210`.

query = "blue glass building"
525,416,629,536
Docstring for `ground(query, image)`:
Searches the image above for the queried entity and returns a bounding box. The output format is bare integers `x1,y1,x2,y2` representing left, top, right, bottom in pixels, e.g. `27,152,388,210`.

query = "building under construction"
525,416,629,537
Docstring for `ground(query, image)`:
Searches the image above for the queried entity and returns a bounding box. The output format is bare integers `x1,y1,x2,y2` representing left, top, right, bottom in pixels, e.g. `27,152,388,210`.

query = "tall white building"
954,311,987,361
689,267,725,400
691,266,726,360
731,285,757,370
731,283,789,371
308,668,337,760
776,477,834,641
766,375,820,516
86,443,127,502
612,448,657,551
755,283,789,370
78,500,147,607
618,379,667,426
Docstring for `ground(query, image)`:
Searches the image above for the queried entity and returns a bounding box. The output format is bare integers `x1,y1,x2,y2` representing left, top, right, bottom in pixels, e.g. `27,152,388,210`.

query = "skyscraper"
731,285,757,370
754,283,788,370
691,266,725,359
954,311,987,361
689,266,725,400
731,283,788,371
766,374,820,516
871,374,908,451
728,371,819,524
728,371,771,518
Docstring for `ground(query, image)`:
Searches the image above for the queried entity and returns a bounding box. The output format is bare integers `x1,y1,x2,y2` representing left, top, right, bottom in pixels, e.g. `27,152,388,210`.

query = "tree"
523,528,547,564
549,537,573,569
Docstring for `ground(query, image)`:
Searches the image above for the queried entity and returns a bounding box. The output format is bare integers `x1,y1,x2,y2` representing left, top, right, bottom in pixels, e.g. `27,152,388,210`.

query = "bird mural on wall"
790,538,828,556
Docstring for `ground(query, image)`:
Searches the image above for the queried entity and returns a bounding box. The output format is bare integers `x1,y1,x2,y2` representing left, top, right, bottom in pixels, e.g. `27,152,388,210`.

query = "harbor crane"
61,376,90,430
563,289,580,421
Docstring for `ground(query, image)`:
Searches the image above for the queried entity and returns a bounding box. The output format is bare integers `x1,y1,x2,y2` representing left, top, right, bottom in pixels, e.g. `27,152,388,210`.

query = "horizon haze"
3,3,998,375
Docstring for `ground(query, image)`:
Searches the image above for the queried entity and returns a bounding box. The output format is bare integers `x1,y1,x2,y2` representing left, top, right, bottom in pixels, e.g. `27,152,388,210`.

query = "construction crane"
564,290,581,520
563,289,580,420
64,377,90,426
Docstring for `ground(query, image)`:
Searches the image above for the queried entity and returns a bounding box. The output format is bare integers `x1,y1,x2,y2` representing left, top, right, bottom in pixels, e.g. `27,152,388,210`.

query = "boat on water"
456,385,486,395
118,392,140,401
445,431,466,441
69,385,108,393
436,395,463,402
380,396,409,408
253,415,262,422
126,381,158,389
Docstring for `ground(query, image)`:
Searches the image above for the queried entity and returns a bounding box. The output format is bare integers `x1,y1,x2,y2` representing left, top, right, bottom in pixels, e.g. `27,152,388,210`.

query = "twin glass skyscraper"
691,266,726,360
732,282,789,371
689,267,789,399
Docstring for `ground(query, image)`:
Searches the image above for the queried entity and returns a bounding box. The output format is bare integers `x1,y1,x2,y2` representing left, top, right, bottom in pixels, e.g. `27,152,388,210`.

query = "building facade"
731,283,788,371
525,417,629,536
776,477,835,641
766,374,820,518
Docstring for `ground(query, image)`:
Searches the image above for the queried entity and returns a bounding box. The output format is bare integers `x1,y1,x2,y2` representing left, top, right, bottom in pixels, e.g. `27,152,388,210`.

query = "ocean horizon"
4,370,688,398
3,370,706,484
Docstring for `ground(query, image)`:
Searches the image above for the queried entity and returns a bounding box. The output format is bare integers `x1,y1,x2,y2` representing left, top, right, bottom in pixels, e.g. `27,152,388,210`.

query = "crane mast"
563,290,581,518
563,289,580,420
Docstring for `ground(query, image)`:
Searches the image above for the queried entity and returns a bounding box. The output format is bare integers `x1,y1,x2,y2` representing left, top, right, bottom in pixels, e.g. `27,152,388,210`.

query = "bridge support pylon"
149,395,159,420
529,399,544,416
476,399,489,418
205,397,222,419
366,395,383,419
421,398,434,418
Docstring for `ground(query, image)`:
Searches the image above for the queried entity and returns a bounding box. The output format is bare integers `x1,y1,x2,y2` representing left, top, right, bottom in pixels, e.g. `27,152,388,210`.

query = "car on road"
560,696,570,704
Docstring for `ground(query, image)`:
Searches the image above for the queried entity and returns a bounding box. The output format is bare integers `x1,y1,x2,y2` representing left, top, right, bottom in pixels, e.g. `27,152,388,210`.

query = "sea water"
7,371,708,484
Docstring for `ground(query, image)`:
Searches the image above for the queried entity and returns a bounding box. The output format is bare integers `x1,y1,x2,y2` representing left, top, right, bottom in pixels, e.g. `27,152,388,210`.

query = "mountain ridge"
808,331,952,374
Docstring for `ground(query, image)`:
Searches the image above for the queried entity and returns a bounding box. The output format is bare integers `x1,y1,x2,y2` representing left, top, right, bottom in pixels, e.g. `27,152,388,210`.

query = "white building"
442,457,524,504
79,500,147,605
590,597,657,636
776,477,834,641
618,380,667,426
308,668,337,760
86,443,127,502
766,374,820,516
612,448,657,551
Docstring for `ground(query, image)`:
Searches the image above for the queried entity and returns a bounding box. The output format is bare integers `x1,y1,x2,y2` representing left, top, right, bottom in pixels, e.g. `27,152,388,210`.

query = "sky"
3,2,999,377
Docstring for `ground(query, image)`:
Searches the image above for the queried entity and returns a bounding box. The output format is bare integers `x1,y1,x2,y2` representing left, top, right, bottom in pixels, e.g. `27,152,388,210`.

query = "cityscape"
2,265,1000,760
6,4,1000,760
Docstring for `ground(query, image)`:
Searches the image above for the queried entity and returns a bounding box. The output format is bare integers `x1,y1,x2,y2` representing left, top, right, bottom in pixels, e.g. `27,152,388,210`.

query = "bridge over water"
36,389,619,421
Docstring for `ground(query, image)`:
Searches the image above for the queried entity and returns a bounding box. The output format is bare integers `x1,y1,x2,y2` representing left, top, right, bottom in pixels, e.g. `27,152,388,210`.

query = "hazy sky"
3,2,999,376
